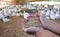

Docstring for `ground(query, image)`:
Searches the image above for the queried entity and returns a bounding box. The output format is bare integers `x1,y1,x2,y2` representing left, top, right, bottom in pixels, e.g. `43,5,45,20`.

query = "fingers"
35,13,40,17
23,27,39,32
36,30,59,37
23,27,43,35
22,14,44,35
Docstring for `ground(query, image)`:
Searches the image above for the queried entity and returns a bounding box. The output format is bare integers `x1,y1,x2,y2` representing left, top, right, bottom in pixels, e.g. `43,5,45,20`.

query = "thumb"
40,14,46,21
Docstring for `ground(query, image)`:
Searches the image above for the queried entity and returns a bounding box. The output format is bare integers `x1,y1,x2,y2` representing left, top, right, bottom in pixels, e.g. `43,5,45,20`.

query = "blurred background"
0,0,60,37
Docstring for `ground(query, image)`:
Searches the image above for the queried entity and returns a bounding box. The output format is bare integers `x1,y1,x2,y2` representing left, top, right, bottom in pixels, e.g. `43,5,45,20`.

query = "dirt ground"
0,16,35,37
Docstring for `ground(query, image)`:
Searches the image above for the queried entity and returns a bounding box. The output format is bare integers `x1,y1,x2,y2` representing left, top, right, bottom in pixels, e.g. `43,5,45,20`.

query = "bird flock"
0,5,22,22
0,2,60,22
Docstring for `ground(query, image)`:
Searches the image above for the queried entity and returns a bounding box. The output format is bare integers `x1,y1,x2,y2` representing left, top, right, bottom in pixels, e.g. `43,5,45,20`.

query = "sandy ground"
0,16,35,37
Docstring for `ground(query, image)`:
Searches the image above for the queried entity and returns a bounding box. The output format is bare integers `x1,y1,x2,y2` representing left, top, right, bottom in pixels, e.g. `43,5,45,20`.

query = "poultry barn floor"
0,16,35,37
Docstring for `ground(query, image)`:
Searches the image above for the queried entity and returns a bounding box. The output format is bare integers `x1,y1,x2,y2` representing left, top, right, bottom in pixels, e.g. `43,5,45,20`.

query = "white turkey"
23,11,29,19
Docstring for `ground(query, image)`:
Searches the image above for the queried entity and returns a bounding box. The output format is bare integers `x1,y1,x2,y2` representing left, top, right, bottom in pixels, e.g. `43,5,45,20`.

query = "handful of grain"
25,16,42,28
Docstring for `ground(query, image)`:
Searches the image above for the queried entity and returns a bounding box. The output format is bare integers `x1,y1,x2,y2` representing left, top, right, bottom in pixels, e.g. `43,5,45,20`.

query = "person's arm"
40,14,60,35
36,30,59,37
23,26,59,37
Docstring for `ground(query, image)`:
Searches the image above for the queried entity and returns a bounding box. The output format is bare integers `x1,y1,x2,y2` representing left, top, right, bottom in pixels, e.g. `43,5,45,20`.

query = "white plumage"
0,5,22,22
0,12,4,19
50,15,56,20
2,18,11,22
23,11,29,19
